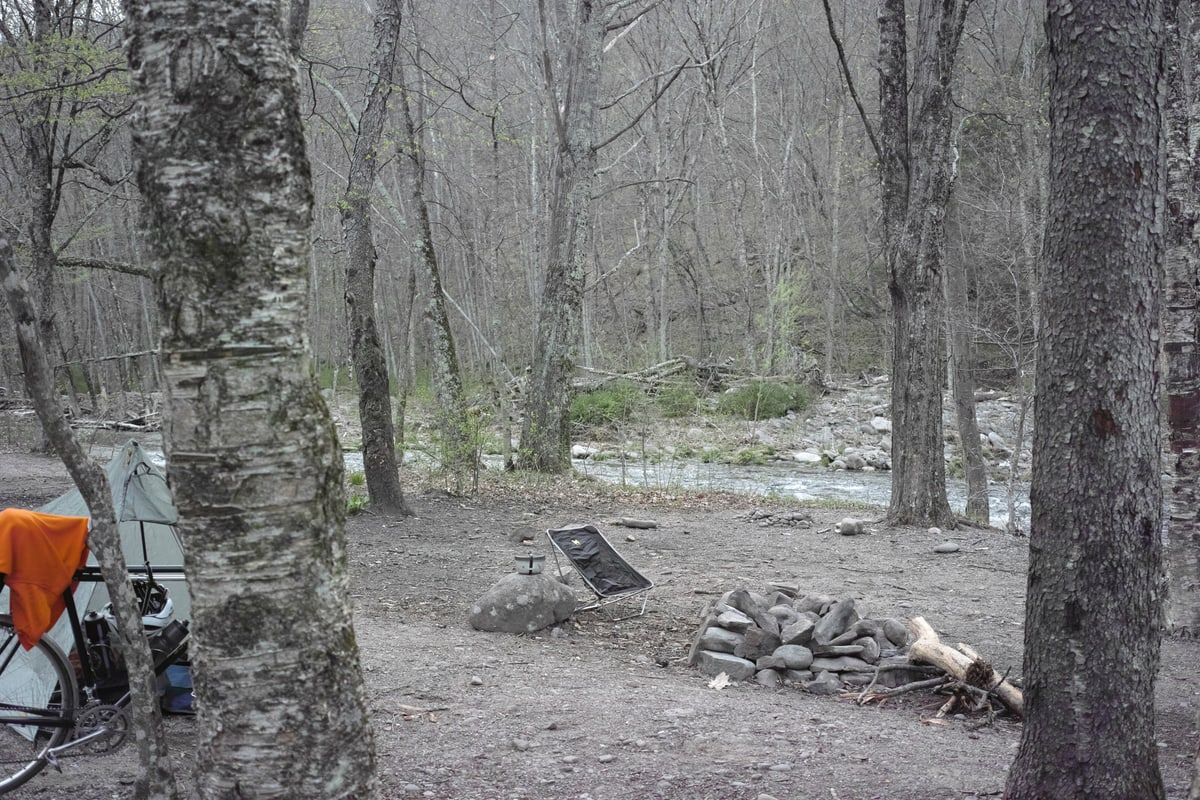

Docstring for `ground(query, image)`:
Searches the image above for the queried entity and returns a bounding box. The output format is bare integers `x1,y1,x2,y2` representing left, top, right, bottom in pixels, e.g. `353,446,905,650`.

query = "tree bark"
518,0,606,472
397,70,472,492
125,1,379,797
1005,1,1166,797
341,0,411,515
877,0,967,529
1164,0,1200,637
1,239,179,800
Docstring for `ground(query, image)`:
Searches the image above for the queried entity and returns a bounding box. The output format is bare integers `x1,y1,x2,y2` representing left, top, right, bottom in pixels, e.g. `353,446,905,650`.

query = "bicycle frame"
0,565,189,756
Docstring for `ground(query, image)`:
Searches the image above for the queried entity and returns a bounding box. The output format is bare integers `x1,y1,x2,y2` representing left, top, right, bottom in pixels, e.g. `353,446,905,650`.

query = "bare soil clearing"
0,451,1197,800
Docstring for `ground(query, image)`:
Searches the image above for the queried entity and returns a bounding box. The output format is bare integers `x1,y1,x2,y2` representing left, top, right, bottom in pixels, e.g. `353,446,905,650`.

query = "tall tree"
876,0,969,528
1005,1,1166,797
341,0,411,514
396,69,473,492
124,0,379,796
517,0,608,472
1164,0,1200,636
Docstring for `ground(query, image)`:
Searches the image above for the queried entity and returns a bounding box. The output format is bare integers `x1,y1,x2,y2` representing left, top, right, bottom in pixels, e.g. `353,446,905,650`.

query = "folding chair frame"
546,525,653,620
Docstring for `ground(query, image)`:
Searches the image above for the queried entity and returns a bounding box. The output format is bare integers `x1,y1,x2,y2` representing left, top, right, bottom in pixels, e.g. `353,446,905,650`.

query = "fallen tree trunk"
907,616,1024,718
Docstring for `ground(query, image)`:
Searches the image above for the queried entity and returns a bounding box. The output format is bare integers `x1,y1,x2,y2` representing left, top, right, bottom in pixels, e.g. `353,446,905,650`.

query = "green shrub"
347,493,369,515
570,381,644,429
657,384,698,418
717,381,812,420
347,471,366,487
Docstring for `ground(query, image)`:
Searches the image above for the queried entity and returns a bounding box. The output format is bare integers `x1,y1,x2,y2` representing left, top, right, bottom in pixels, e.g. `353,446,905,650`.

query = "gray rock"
810,643,865,657
873,656,935,688
881,617,910,647
725,589,781,637
686,603,718,666
836,517,865,535
469,572,576,633
700,626,745,654
810,655,873,673
756,654,787,671
772,644,814,670
734,626,782,660
933,541,960,554
803,671,844,695
783,669,814,685
779,617,815,645
768,604,799,626
754,668,784,688
717,609,755,632
795,592,834,614
853,636,881,664
812,598,859,645
697,650,756,682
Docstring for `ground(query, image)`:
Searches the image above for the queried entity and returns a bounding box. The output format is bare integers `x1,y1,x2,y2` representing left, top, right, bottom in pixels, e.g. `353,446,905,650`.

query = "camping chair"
546,524,653,620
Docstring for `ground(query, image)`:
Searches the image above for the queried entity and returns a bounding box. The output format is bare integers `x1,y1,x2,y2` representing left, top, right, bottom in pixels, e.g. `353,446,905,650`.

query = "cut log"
906,616,1024,718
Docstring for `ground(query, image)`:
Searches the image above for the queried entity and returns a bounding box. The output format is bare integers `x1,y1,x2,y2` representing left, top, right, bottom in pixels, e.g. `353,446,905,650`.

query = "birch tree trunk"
1164,0,1200,637
1006,1,1166,796
124,1,379,797
877,0,967,528
341,0,410,515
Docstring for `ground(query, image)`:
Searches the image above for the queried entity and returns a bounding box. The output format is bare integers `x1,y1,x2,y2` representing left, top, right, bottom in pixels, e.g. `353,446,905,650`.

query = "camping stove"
514,554,546,575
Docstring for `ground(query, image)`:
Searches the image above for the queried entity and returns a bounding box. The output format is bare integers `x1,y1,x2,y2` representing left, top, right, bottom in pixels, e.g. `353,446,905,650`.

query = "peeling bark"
125,1,378,797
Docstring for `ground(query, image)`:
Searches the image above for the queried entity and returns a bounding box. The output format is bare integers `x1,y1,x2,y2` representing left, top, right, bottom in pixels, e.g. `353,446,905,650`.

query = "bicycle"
0,564,189,793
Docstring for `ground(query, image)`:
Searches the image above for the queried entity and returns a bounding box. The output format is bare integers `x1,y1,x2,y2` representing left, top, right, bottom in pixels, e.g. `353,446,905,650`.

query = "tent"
38,440,190,640
0,440,190,724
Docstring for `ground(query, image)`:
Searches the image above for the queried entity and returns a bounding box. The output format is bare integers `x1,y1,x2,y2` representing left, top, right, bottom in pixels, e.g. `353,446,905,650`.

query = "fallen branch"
907,616,1023,718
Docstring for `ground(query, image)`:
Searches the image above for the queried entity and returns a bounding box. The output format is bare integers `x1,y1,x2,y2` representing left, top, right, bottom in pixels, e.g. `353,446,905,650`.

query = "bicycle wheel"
0,614,77,794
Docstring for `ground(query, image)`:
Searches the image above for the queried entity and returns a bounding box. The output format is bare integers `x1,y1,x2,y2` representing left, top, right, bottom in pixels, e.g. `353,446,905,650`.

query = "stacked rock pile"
688,587,934,693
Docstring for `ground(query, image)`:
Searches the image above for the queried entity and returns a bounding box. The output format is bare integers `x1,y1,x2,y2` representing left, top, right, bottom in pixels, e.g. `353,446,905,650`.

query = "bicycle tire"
0,614,78,794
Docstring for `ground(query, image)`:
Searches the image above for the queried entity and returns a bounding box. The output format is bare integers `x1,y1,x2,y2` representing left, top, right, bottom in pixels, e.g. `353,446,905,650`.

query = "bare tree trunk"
946,194,988,524
877,0,966,528
341,0,411,515
1164,0,1200,637
0,239,178,800
125,0,379,796
1006,1,1166,796
397,70,472,491
518,0,605,472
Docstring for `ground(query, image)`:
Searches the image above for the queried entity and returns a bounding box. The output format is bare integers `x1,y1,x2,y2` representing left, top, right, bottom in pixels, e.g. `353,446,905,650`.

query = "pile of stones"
688,587,934,694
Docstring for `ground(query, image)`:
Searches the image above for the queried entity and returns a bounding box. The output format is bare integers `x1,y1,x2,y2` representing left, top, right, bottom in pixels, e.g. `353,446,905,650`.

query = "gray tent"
0,441,189,723
38,439,190,628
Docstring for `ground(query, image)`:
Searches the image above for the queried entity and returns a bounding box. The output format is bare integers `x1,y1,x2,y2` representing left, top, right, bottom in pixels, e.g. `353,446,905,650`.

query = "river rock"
768,604,799,626
810,655,872,673
779,617,815,645
853,636,881,664
812,598,859,645
933,541,960,554
795,592,834,614
700,626,745,654
881,617,909,647
697,651,756,682
469,572,577,634
803,671,844,695
810,643,865,657
772,644,814,670
717,608,755,632
734,626,782,660
755,668,784,688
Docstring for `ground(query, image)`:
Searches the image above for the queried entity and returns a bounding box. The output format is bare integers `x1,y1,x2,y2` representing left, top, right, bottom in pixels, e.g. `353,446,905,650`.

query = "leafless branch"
821,0,881,161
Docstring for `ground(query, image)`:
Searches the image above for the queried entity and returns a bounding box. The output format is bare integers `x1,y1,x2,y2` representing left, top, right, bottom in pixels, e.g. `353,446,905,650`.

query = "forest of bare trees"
2,1,1194,798
0,0,1047,426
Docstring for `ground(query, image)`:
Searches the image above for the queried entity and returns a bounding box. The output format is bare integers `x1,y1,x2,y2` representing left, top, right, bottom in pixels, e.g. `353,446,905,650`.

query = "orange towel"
0,509,90,649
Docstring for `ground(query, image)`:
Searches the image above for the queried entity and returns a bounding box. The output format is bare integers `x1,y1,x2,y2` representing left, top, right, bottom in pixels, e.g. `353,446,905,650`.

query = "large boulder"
469,573,576,634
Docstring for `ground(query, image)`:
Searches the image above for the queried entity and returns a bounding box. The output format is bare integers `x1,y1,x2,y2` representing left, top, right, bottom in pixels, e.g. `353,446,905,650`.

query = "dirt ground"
1,451,1198,800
